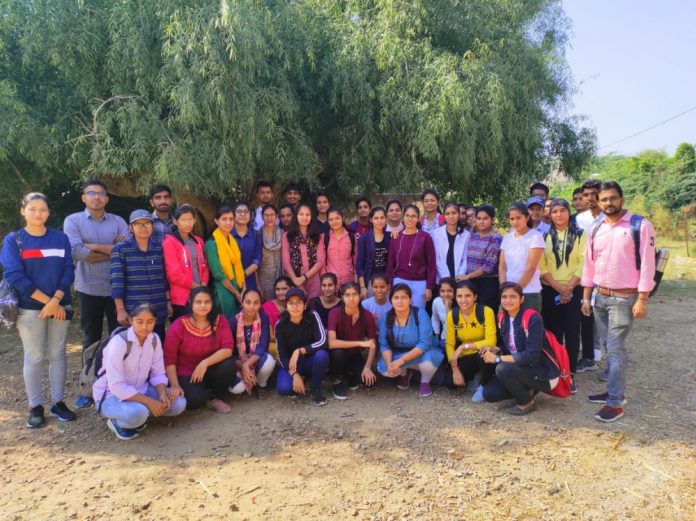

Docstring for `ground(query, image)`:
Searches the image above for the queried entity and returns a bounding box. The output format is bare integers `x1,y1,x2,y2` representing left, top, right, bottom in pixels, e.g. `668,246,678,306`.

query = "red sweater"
164,315,234,377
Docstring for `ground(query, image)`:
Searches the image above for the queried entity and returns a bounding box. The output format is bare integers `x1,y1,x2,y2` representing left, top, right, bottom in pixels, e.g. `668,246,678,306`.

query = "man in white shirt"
575,179,604,231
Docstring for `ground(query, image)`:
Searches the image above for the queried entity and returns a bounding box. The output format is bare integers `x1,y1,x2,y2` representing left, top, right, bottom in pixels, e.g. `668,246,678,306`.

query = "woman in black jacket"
481,282,560,415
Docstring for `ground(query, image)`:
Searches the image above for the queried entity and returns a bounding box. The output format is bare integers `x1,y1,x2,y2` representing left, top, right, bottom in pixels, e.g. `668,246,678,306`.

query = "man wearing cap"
64,179,129,408
111,210,171,341
526,196,551,237
581,181,656,423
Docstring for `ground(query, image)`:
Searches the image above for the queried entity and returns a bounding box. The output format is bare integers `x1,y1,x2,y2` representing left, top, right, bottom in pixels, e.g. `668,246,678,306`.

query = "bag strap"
629,214,643,270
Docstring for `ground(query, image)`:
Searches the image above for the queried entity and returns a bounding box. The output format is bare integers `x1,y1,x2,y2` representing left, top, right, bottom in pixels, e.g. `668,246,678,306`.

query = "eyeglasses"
235,209,250,215
391,295,410,301
85,191,107,198
286,300,304,307
403,214,419,219
132,222,153,229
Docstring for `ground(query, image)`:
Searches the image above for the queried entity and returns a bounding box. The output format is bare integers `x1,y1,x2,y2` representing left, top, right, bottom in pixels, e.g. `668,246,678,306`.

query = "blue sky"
563,0,696,156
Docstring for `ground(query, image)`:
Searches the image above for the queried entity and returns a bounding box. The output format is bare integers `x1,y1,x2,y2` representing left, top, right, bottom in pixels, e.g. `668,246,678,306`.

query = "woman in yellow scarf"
204,205,246,318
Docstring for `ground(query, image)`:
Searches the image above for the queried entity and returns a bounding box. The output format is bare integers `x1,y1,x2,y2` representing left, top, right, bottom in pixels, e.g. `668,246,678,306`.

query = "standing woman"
310,272,341,328
540,199,586,385
281,203,325,299
499,203,546,312
278,204,295,232
481,282,560,415
323,208,357,287
275,288,330,406
231,201,262,292
420,189,445,237
445,281,497,403
164,287,236,413
378,284,442,397
314,192,331,232
229,289,276,395
258,204,283,301
433,202,470,284
327,281,378,399
1,193,76,428
356,206,391,299
205,205,245,318
162,204,210,320
461,205,503,311
385,205,436,310
385,200,404,233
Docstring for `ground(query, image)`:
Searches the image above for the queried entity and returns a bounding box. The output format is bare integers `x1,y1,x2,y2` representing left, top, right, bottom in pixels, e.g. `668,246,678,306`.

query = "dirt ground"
0,295,694,521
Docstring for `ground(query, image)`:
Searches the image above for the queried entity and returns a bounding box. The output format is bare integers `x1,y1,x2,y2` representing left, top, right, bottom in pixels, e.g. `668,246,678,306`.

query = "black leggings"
454,353,495,386
178,358,236,410
471,276,500,313
541,285,581,373
330,349,365,382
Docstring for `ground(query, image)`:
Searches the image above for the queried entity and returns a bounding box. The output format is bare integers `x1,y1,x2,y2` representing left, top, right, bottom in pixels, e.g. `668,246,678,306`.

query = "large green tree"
0,0,594,227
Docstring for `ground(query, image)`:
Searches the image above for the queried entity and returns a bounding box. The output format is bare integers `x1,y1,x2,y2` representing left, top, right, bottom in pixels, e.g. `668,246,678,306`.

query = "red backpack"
497,309,572,398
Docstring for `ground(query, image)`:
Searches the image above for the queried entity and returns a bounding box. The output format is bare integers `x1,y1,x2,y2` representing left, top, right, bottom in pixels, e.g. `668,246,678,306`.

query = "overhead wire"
599,104,696,150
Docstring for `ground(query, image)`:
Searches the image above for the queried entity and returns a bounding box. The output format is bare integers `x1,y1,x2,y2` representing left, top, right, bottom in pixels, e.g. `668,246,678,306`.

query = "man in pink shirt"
581,181,656,423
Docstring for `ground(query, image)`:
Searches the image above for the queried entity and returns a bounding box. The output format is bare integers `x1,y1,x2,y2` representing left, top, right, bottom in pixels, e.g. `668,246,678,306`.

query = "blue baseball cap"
129,209,154,224
526,196,545,208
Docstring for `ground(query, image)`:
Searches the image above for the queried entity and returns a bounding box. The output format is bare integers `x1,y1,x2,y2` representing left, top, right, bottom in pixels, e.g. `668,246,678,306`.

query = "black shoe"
311,388,327,406
332,382,348,400
50,402,76,422
570,377,577,395
27,405,45,429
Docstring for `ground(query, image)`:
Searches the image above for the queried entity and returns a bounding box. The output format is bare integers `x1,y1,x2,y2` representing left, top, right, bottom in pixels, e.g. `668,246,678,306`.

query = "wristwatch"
495,355,501,364
581,299,591,305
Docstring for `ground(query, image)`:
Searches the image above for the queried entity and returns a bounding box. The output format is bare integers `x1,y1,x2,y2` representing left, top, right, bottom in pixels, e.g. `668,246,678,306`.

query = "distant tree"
0,0,595,225
674,142,696,175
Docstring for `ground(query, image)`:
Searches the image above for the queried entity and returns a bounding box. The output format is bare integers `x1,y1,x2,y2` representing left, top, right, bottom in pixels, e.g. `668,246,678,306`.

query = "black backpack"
451,303,486,335
385,305,420,350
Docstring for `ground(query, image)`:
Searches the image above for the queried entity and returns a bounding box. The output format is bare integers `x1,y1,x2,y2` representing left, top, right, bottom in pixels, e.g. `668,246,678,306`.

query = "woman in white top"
432,202,470,284
498,202,546,312
430,277,456,350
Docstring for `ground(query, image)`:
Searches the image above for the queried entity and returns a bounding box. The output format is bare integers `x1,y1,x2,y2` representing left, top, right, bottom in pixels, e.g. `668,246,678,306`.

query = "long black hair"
287,203,321,241
187,286,220,332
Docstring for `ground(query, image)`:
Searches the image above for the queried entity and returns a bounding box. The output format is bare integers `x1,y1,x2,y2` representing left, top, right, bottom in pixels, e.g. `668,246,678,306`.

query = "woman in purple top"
385,205,436,310
460,205,503,311
230,201,262,292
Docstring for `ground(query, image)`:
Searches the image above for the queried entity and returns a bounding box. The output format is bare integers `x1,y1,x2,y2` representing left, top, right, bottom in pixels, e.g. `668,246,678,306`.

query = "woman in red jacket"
162,204,210,319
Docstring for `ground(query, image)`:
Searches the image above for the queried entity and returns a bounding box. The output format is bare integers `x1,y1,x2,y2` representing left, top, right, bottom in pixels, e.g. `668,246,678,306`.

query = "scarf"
212,228,245,287
262,226,282,252
234,311,262,358
289,232,318,277
549,223,581,268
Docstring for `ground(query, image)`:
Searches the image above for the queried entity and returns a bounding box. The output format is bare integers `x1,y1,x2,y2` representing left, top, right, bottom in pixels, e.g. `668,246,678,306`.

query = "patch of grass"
653,279,696,298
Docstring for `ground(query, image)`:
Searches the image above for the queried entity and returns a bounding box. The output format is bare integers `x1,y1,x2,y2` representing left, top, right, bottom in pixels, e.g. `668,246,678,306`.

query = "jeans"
77,292,118,349
277,350,330,394
16,309,70,407
178,358,237,410
593,292,636,408
230,352,276,393
100,384,186,429
541,285,581,373
483,362,551,406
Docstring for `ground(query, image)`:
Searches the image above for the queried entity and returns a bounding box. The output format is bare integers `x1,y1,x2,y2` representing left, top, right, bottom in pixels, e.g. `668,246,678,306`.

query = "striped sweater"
110,237,168,324
0,228,74,310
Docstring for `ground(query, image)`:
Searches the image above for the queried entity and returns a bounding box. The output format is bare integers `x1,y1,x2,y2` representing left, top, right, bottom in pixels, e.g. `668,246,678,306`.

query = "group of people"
0,177,655,440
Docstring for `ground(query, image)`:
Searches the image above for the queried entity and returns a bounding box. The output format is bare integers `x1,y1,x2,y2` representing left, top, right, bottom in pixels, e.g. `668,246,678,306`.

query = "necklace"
396,231,420,269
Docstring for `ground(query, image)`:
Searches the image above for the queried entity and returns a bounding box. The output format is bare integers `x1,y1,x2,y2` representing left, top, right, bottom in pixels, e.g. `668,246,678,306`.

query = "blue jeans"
16,309,70,407
99,384,186,429
593,293,636,408
277,350,329,394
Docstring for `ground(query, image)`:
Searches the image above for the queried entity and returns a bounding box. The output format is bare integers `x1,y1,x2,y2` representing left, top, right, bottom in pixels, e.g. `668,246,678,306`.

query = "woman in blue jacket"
481,282,560,415
0,193,76,428
356,206,390,299
377,283,443,398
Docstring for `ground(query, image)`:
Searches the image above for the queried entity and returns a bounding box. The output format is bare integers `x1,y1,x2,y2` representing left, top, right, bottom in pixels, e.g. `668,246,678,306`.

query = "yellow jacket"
445,305,497,361
540,228,586,284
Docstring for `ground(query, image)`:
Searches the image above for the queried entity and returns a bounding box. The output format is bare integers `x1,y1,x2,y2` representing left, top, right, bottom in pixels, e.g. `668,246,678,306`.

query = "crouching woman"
93,303,186,440
481,282,560,415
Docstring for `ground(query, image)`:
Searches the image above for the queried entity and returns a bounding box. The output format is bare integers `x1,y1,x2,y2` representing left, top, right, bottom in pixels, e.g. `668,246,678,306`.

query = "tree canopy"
0,0,595,226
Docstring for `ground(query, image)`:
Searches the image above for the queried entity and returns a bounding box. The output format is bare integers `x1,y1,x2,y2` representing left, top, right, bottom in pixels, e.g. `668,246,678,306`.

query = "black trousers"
330,349,365,383
171,304,190,321
178,358,236,410
580,312,595,360
77,292,118,348
453,353,495,386
541,285,581,373
472,276,500,313
482,362,551,406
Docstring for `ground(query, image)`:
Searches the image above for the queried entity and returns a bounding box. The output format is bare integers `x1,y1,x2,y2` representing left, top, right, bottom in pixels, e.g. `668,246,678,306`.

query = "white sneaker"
471,385,485,404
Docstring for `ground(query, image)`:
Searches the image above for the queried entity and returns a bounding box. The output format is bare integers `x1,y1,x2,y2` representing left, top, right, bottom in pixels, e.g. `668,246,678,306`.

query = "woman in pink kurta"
281,204,325,299
323,208,357,286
